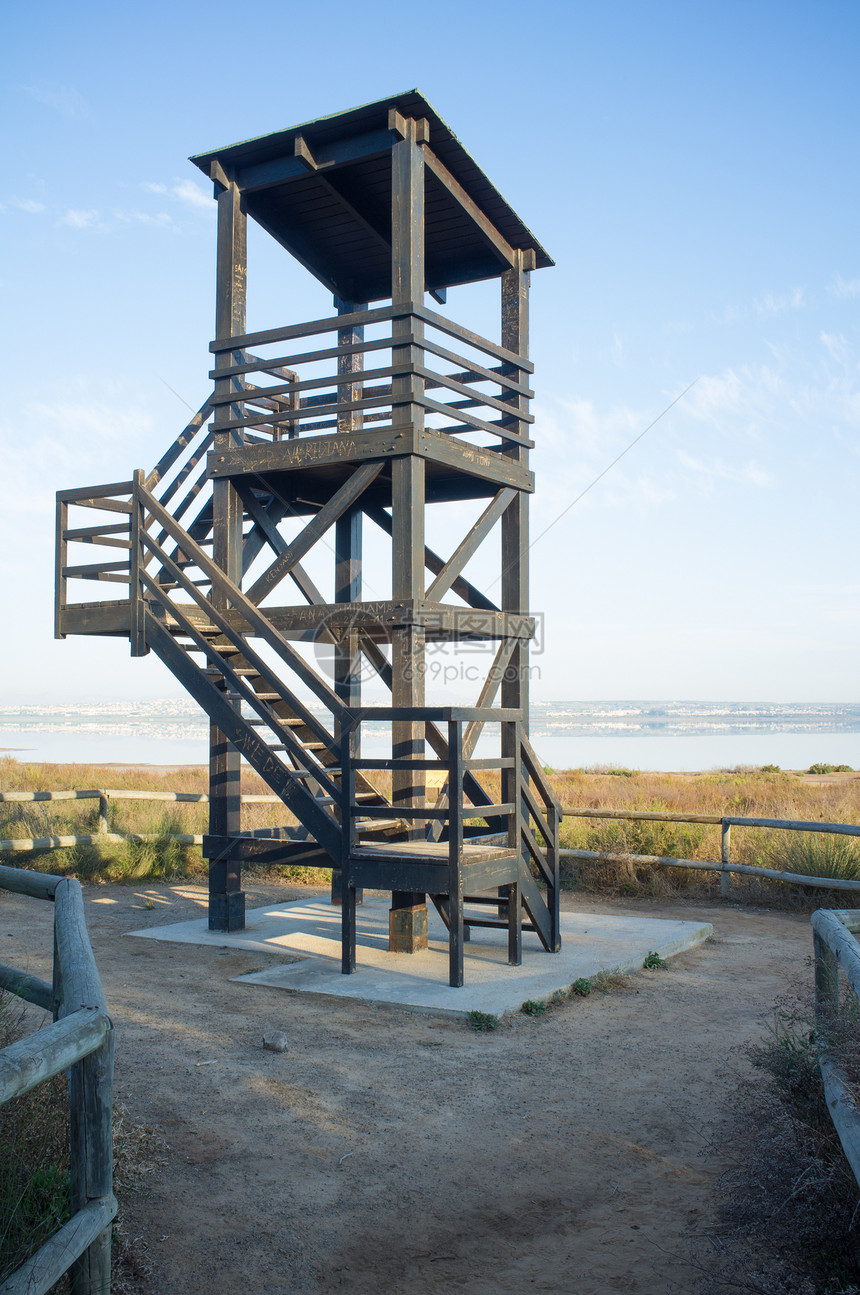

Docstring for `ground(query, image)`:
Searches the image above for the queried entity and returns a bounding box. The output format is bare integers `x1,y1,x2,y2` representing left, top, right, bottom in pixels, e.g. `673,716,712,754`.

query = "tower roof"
190,89,553,303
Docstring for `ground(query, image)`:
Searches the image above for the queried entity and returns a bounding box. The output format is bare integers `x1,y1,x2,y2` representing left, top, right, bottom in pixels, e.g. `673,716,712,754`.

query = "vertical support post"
98,793,108,837
69,1028,115,1295
546,796,561,952
55,496,68,640
448,719,465,987
814,930,839,1028
209,171,247,933
720,820,732,898
331,294,365,907
389,115,428,944
332,412,364,904
335,295,366,434
507,720,523,967
500,253,531,920
500,250,531,731
129,469,148,657
339,716,358,974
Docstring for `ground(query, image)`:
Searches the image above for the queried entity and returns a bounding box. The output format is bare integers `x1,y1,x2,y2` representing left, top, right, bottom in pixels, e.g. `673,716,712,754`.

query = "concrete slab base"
129,896,712,1019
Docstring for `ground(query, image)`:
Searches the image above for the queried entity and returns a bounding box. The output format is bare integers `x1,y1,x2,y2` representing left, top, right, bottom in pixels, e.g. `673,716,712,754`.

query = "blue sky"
1,0,858,704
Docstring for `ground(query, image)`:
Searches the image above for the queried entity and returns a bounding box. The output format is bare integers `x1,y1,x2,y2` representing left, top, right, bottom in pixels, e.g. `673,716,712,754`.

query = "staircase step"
245,716,306,728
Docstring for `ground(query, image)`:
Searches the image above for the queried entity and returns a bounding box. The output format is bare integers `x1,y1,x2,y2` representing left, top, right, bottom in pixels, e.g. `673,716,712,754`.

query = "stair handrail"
135,481,348,724
144,393,216,493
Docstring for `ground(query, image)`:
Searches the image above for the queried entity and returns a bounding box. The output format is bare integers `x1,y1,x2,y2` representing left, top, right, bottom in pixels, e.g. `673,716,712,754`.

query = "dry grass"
550,766,860,907
0,990,163,1293
1,757,859,903
689,990,860,1295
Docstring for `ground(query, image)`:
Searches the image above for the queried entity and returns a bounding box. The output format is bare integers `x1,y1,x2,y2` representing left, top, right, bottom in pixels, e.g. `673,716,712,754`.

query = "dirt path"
2,883,811,1294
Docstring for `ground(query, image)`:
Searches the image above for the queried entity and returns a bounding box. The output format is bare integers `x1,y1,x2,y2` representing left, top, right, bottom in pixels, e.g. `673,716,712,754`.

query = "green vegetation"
466,1010,498,1032
0,992,71,1283
702,1000,860,1293
768,832,860,883
643,950,668,969
808,762,854,775
2,756,860,908
520,999,546,1016
570,977,592,997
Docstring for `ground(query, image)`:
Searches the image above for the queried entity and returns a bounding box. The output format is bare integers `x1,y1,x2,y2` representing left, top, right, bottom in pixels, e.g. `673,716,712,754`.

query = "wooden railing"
0,788,287,854
811,909,860,1186
207,302,534,450
55,396,217,638
561,806,860,894
0,864,114,1295
337,709,561,954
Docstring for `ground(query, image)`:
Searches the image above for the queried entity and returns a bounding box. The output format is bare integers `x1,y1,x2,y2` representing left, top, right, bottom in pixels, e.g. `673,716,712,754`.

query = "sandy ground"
2,882,812,1295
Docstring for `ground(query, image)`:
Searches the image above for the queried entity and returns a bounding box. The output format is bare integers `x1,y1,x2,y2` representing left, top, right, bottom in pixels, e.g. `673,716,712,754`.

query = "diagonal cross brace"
363,502,499,612
425,488,516,603
245,462,383,606
235,479,328,608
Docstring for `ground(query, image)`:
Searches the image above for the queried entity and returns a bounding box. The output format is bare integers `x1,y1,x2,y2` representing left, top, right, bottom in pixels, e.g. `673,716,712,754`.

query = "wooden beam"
423,146,518,270
425,489,516,603
245,462,384,606
234,128,393,193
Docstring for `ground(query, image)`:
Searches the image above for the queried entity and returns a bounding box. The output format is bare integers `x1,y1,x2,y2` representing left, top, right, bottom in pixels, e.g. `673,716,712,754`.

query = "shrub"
467,1010,498,1032
769,832,860,884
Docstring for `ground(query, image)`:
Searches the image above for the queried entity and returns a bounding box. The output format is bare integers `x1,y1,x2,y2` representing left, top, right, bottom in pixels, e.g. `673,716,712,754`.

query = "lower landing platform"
128,897,712,1019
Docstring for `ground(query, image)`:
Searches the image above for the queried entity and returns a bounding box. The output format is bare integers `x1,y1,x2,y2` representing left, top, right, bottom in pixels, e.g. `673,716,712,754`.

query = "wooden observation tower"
55,91,562,986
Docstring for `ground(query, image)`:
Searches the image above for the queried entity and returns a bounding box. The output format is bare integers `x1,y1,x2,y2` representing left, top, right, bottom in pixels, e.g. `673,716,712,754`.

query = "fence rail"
0,788,283,854
0,864,115,1295
811,909,860,1187
560,805,860,895
2,790,859,894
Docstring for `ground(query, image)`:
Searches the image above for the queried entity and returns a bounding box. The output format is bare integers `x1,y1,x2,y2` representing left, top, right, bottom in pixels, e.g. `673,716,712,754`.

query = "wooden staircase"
56,351,562,987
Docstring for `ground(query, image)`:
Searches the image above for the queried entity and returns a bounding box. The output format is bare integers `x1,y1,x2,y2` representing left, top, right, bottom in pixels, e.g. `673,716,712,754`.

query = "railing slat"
0,863,62,899
0,1194,117,1295
0,962,53,1011
0,1008,109,1104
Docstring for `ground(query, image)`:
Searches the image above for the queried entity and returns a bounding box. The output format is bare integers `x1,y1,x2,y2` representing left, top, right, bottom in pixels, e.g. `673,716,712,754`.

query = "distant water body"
1,700,858,772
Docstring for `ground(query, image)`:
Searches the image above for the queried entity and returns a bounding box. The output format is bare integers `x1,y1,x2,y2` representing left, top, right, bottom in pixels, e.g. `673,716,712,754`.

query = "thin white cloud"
828,276,860,300
753,287,805,317
172,180,211,211
140,179,212,215
23,82,88,118
59,209,101,229
677,450,773,488
820,332,851,365
114,210,175,228
13,198,47,215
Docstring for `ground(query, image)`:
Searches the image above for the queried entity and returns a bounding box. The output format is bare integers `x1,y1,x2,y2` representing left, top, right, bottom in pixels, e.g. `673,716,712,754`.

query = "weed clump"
467,1010,498,1032
698,998,860,1294
520,999,546,1017
0,994,70,1283
643,950,668,969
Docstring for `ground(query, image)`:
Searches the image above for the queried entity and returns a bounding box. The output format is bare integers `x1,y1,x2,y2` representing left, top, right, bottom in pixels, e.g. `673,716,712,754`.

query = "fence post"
720,821,731,898
97,794,108,837
814,928,840,1027
129,468,148,658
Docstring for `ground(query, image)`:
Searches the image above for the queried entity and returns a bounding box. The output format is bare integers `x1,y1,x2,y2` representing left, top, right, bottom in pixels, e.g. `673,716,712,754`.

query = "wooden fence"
0,788,281,854
560,806,860,895
0,863,114,1295
811,909,860,1187
2,790,860,895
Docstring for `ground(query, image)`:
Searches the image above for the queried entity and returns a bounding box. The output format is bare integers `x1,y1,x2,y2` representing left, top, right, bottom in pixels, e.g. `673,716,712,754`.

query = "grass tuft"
467,1010,498,1032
